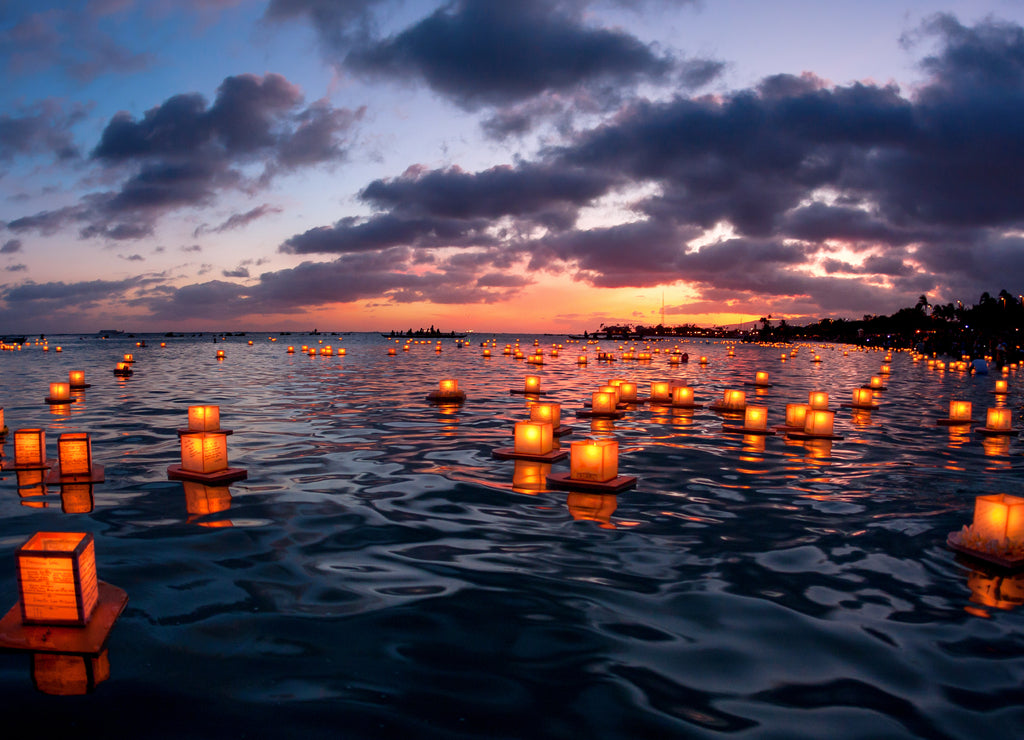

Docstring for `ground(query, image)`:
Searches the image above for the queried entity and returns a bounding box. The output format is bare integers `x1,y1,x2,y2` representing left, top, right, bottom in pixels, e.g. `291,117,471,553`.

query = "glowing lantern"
68,370,87,389
247,340,254,346
949,400,972,422
113,361,132,376
727,347,735,357
985,407,1013,431
743,406,768,431
804,409,835,437
387,348,396,355
851,388,874,407
179,433,229,475
880,364,891,375
160,342,166,347
754,371,770,387
570,439,618,482
428,378,465,402
812,354,822,363
188,405,220,432
995,380,1008,394
591,391,618,415
514,421,554,456
617,382,638,403
57,433,93,478
0,407,5,433
722,389,746,411
530,403,561,430
46,382,71,403
971,494,1024,545
16,532,98,626
577,355,588,365
216,349,225,359
524,375,542,393
123,353,134,363
672,386,695,406
483,349,491,357
338,348,346,356
785,403,808,429
869,376,885,389
598,385,620,404
650,381,672,403
669,355,680,365
14,429,46,467
699,356,708,365
808,391,829,410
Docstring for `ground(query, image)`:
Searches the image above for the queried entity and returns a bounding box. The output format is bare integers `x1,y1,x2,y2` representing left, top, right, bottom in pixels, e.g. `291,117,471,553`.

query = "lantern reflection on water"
32,650,110,695
567,492,617,528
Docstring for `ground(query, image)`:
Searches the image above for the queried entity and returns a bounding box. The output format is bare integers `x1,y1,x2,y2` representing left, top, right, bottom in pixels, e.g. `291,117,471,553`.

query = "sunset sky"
3,0,1024,334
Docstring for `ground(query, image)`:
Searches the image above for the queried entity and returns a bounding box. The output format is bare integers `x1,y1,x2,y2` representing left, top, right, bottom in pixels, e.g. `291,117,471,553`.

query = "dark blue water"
1,334,1022,738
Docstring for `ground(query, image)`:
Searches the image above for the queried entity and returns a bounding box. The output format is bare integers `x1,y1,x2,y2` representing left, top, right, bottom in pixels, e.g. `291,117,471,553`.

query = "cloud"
0,100,87,162
194,204,283,237
1,240,23,254
5,264,27,272
222,266,250,278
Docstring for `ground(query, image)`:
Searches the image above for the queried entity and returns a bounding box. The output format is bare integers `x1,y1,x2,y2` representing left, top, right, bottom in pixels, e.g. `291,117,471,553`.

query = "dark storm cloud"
10,73,360,241
281,213,498,255
0,101,86,162
345,1,674,108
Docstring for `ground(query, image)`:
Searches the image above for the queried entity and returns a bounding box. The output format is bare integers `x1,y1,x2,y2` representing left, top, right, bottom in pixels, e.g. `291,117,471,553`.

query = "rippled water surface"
1,334,1022,738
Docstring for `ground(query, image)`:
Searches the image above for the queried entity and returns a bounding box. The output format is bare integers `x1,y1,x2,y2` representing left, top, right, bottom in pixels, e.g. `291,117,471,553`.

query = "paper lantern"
438,379,460,396
179,433,229,474
723,389,746,410
785,404,808,428
743,406,768,431
387,348,396,355
672,386,695,406
804,409,835,436
524,375,542,393
123,353,134,363
47,382,71,403
699,356,708,365
650,381,672,403
570,439,618,482
812,354,822,363
669,355,680,365
591,391,618,415
68,370,87,388
113,361,132,376
851,388,874,407
57,433,92,477
577,355,588,364
949,400,972,422
514,421,554,456
17,532,98,626
0,407,5,432
995,379,1008,394
216,349,226,359
188,405,220,432
986,407,1012,431
530,403,561,429
617,382,638,403
483,349,491,357
808,391,829,410
287,346,295,353
754,371,770,386
869,376,885,389
880,364,891,375
598,385,620,404
338,348,347,356
971,494,1024,544
14,429,45,467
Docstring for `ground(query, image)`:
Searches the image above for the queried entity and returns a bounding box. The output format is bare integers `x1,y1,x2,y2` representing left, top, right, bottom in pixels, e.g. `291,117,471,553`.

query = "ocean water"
0,333,1021,738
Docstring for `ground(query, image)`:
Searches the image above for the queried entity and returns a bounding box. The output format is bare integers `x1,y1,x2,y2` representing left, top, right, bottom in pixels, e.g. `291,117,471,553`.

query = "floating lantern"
427,378,466,403
524,375,541,393
570,438,618,482
712,389,745,412
725,405,773,435
727,347,735,357
650,381,672,403
338,348,346,356
880,364,891,375
178,433,229,475
844,387,878,410
68,370,89,389
591,391,618,415
669,355,680,365
247,340,253,346
812,354,822,363
948,494,1024,567
123,353,134,363
49,432,104,484
977,407,1015,435
617,382,639,403
803,409,836,437
387,348,396,355
808,391,829,411
483,348,491,357
6,429,50,470
577,354,587,365
187,405,221,432
699,356,708,365
754,371,771,387
671,386,700,409
16,532,98,626
530,403,563,434
513,420,554,456
216,349,225,360
113,361,132,377
784,403,808,430
868,375,886,390
45,382,72,405
0,407,5,436
938,400,973,426
781,353,787,361
995,379,1009,395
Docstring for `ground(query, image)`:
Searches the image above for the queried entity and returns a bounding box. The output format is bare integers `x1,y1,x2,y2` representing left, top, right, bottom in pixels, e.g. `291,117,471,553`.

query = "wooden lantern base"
722,425,776,435
708,403,746,414
0,582,128,655
861,384,887,391
44,398,77,405
69,384,91,390
774,425,805,434
937,418,974,426
491,447,569,463
509,389,549,396
841,403,880,411
546,472,637,493
167,465,248,484
176,428,234,436
426,391,466,403
575,409,625,419
744,382,774,388
113,369,133,377
552,425,573,437
947,531,1024,571
45,464,105,485
670,402,703,410
974,427,1018,437
0,458,56,472
786,431,845,441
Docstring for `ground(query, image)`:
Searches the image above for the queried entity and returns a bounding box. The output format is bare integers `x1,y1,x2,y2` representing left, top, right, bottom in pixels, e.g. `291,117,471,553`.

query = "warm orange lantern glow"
723,389,746,410
483,348,491,357
650,381,672,403
188,405,220,432
61,484,95,514
672,386,695,406
869,376,884,389
17,532,98,626
995,379,1008,394
438,378,460,396
971,494,1024,544
113,361,132,375
812,354,822,363
68,370,86,388
570,439,618,482
183,481,232,517
512,460,549,490
524,375,542,393
577,354,587,364
57,433,92,477
287,346,295,353
754,371,770,386
804,409,835,436
179,433,229,474
743,406,768,431
617,382,638,402
48,382,71,403
32,651,110,696
591,391,618,414
530,403,561,429
949,400,972,421
14,429,45,467
597,385,621,404
852,388,874,407
986,407,1012,431
699,356,708,365
514,421,554,455
808,391,829,410
123,353,134,363
387,348,396,355
216,349,226,359
785,403,808,428
568,492,617,528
